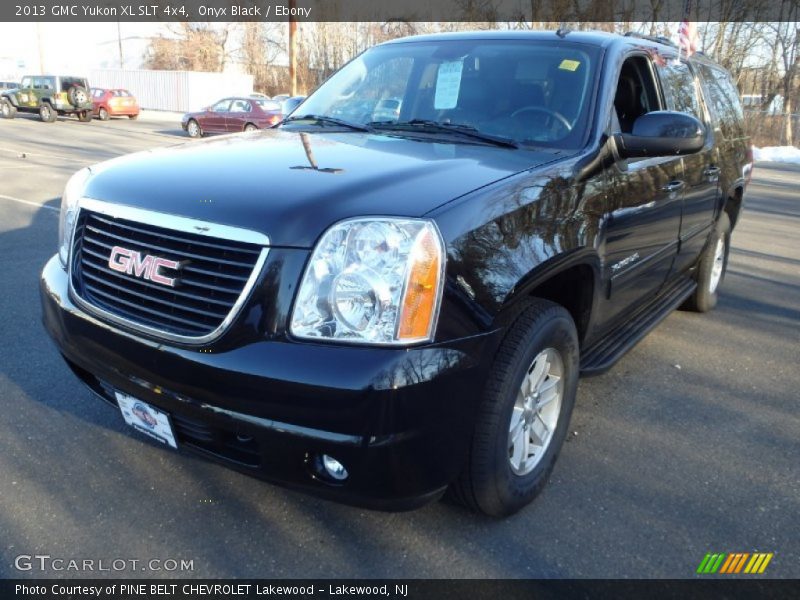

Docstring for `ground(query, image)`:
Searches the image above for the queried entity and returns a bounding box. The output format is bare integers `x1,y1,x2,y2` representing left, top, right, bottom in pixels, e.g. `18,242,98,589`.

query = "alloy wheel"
508,347,564,476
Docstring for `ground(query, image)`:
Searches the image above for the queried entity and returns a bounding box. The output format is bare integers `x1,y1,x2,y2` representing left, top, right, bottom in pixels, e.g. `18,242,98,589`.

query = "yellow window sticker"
559,59,581,72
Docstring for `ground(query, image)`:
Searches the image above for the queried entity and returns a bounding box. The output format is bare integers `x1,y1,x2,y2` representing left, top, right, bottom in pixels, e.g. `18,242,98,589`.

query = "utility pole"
289,0,297,95
36,23,45,74
117,21,124,68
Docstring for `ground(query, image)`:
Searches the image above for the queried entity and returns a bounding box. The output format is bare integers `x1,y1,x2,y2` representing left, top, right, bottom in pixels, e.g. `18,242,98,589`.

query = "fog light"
321,454,348,481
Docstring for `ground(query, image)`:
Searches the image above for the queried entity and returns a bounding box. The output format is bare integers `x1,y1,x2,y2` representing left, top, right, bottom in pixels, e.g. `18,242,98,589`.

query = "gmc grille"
70,209,266,341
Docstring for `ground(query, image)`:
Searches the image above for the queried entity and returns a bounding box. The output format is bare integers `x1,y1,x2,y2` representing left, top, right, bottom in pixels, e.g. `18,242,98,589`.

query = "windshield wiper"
368,119,518,148
282,114,371,132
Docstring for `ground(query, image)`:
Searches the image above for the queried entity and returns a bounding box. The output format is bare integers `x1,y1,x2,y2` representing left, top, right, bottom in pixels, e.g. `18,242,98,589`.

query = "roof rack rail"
623,32,677,48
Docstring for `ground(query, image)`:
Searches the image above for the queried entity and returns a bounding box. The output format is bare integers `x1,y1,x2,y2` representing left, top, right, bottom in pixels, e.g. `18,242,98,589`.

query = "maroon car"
182,97,282,137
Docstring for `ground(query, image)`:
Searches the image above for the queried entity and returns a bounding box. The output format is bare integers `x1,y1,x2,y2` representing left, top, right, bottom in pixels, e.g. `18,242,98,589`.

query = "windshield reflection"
282,39,599,149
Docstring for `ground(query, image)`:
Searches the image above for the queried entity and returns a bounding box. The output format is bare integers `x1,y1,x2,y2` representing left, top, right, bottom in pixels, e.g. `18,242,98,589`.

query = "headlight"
58,168,91,266
290,218,445,345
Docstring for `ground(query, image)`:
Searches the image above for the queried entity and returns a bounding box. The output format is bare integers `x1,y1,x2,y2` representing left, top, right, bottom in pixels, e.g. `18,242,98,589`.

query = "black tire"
244,123,258,132
186,119,202,138
98,107,109,121
1,98,16,119
67,86,89,108
39,102,57,123
128,114,138,120
682,213,731,313
449,299,579,517
77,110,92,123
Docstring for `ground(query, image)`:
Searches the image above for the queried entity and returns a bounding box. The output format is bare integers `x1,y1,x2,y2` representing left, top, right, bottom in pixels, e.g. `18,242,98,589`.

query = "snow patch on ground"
753,146,800,164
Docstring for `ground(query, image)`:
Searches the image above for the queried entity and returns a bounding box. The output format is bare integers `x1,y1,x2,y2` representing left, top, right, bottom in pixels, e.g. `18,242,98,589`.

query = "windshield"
286,39,599,148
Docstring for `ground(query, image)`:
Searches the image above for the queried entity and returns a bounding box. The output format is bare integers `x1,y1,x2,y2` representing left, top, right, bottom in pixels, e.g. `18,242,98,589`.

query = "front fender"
433,158,605,327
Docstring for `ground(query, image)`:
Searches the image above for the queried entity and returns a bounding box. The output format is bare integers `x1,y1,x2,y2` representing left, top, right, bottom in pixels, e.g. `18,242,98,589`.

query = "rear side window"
657,61,703,121
230,99,251,113
697,64,744,140
60,77,88,92
33,77,54,90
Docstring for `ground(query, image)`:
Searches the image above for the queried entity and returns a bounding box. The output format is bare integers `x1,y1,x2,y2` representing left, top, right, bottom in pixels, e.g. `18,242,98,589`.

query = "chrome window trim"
67,198,269,346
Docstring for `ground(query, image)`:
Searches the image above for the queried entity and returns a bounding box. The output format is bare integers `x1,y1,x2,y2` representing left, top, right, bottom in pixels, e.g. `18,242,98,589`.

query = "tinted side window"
657,61,702,120
697,64,744,140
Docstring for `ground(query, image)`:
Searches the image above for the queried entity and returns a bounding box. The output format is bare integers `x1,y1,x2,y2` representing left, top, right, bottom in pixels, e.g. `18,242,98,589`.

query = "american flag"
678,0,698,57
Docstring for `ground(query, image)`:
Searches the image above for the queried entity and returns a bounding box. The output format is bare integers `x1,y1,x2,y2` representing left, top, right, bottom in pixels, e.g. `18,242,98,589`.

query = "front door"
600,54,684,327
17,76,35,108
204,99,231,133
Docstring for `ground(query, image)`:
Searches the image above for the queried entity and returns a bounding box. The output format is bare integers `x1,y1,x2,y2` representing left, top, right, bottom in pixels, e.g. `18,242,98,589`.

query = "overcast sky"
0,22,165,78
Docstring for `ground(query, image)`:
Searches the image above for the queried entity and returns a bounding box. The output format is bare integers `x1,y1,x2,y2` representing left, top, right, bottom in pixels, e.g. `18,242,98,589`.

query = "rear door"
226,98,251,131
656,60,720,272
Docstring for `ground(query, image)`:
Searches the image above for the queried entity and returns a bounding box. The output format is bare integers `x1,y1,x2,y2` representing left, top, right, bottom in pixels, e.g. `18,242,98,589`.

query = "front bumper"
40,255,500,510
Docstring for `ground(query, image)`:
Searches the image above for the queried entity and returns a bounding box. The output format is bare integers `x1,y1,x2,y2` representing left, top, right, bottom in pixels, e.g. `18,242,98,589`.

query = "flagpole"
677,0,692,64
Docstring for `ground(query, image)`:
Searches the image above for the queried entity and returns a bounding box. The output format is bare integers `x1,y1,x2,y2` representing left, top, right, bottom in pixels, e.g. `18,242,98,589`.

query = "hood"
84,129,566,247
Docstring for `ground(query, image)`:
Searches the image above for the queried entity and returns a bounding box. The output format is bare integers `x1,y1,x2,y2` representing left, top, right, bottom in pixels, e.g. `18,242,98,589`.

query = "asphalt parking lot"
0,112,798,579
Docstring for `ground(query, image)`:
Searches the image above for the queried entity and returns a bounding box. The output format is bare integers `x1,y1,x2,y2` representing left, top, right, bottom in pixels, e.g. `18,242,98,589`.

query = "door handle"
661,181,685,193
703,166,721,177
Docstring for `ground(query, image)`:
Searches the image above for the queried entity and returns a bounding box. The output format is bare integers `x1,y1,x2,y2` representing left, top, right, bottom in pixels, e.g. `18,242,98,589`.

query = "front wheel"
1,98,16,119
128,114,138,120
449,299,579,517
244,123,258,132
98,107,109,121
682,213,731,313
186,119,202,138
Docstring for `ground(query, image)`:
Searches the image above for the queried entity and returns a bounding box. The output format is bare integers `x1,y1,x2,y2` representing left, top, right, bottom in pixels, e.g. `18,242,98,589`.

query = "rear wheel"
98,107,109,121
77,110,92,122
187,119,202,138
1,98,15,119
128,114,138,120
39,103,56,123
449,299,579,517
682,213,731,313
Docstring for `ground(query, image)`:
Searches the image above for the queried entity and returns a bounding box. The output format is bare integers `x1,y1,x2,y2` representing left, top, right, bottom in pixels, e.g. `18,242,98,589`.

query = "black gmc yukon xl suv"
41,31,751,516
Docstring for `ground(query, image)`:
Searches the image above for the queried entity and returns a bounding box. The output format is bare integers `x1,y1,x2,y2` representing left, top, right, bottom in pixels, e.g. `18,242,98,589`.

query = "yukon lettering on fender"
108,246,180,287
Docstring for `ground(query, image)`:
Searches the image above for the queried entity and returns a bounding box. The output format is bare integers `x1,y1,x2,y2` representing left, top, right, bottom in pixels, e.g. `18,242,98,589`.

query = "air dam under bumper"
40,255,499,510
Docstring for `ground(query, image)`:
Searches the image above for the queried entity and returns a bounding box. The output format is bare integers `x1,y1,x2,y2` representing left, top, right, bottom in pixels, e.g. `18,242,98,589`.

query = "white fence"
88,69,254,113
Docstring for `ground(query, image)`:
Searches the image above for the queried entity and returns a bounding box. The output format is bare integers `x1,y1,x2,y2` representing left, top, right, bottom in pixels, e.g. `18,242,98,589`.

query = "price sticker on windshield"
435,60,464,110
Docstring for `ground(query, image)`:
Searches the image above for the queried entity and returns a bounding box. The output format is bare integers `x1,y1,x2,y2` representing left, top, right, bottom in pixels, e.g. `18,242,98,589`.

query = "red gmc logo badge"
108,246,180,287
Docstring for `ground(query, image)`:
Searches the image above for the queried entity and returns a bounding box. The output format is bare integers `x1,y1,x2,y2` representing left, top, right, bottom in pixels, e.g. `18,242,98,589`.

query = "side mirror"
615,111,705,158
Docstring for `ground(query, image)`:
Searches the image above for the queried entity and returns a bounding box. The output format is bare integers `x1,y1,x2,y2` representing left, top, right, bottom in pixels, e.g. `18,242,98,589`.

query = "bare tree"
143,23,233,72
768,4,800,144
